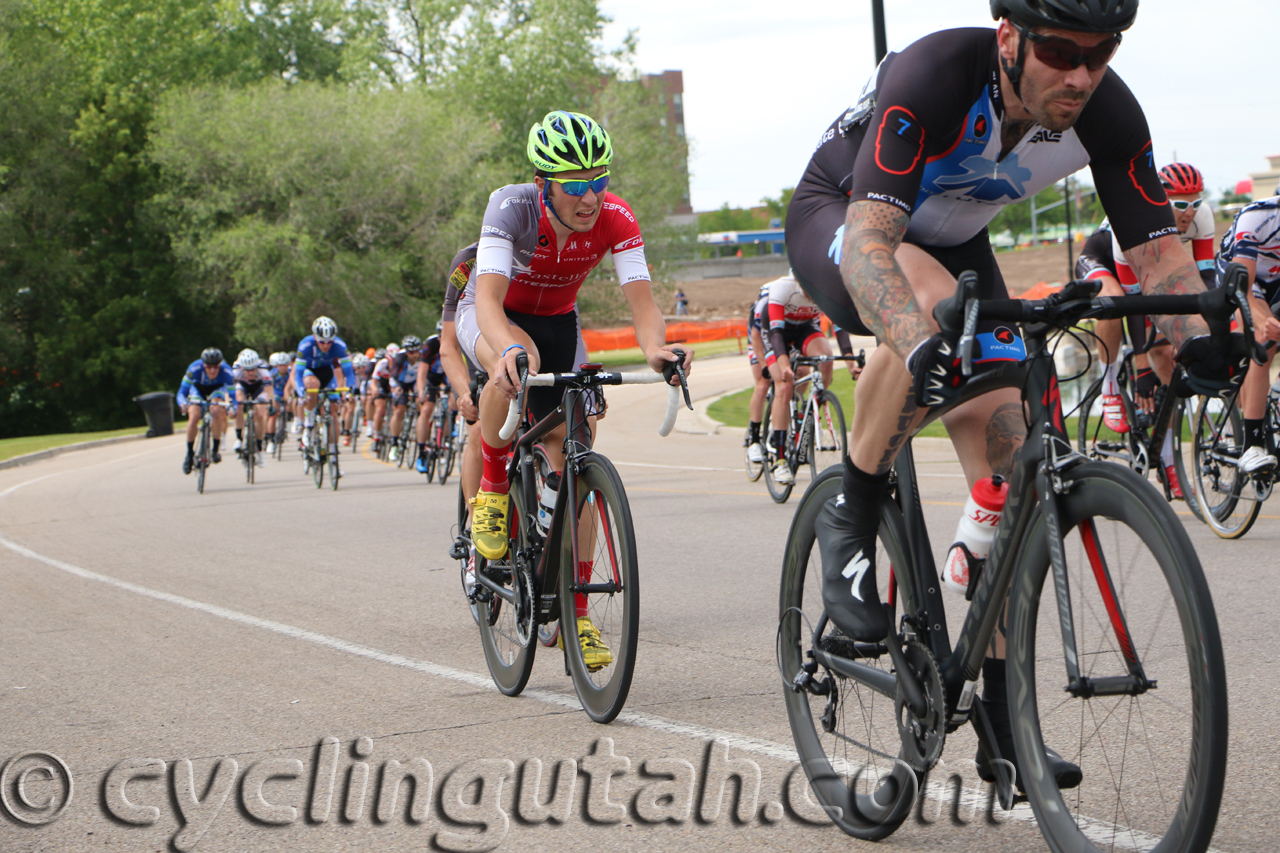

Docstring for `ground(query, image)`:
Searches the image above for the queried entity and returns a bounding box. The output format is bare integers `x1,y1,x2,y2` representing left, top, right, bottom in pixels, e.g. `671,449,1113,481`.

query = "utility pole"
871,0,887,63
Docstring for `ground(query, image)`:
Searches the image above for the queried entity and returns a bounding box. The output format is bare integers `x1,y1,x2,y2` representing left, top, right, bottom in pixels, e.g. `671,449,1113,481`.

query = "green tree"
760,187,794,226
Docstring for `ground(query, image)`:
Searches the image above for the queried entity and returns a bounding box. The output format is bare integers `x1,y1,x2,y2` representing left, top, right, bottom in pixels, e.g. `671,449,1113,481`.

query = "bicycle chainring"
894,639,946,773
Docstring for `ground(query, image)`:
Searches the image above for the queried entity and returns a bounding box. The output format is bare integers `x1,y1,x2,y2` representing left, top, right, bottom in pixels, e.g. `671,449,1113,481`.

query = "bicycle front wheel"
1188,393,1260,539
560,455,639,723
329,443,340,490
245,414,256,485
1006,462,1227,853
777,468,918,840
439,426,456,485
311,429,325,489
807,391,847,479
477,475,537,696
196,422,209,495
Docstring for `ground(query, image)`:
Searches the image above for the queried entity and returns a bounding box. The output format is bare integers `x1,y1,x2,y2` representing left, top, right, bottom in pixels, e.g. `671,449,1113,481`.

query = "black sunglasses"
1022,27,1121,72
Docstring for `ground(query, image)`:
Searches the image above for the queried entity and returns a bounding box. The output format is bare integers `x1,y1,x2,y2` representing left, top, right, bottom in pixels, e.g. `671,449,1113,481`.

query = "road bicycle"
272,400,289,461
303,388,344,490
776,271,1255,851
394,390,419,469
346,391,362,456
1075,347,1198,515
442,407,468,486
235,398,265,485
427,394,459,485
467,353,689,723
191,399,218,495
762,352,863,503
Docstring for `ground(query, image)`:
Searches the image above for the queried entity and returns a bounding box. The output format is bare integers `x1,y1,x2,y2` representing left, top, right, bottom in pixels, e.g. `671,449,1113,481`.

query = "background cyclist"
176,347,235,474
414,328,449,470
293,315,357,447
1217,189,1280,472
387,335,423,462
266,351,292,454
231,348,272,467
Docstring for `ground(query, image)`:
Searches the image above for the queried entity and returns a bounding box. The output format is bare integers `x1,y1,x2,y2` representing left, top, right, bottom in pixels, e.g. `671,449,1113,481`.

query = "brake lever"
959,297,979,377
662,348,693,410
1223,262,1268,365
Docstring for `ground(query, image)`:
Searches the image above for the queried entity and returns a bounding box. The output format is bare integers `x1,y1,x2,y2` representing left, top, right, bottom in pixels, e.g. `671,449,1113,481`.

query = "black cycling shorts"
422,369,447,403
787,129,1024,364
508,309,584,424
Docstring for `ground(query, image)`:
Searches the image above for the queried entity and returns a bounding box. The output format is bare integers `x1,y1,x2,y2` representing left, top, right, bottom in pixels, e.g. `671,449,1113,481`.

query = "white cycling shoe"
772,460,795,485
747,442,765,463
1239,446,1277,473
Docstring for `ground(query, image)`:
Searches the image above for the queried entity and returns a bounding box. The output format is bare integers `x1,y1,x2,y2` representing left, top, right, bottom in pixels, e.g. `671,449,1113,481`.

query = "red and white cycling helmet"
1158,163,1204,196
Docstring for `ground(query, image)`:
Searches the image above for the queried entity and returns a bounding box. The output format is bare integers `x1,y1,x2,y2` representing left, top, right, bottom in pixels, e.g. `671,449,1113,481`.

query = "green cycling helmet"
527,111,613,174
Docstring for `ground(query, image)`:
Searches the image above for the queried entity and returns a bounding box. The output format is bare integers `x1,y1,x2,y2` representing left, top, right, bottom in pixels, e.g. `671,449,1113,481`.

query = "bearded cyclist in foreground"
456,110,693,667
785,0,1247,792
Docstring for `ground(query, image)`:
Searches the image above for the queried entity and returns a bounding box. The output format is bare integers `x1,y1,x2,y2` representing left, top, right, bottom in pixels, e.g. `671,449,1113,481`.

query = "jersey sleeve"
475,187,532,280
603,196,649,286
177,368,195,407
848,30,992,215
1075,72,1178,252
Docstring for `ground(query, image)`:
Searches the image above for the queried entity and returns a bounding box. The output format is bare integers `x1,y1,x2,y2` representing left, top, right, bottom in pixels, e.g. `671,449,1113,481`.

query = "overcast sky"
598,0,1279,211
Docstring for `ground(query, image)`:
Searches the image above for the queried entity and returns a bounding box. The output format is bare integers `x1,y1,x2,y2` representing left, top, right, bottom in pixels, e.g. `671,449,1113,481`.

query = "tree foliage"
0,0,689,435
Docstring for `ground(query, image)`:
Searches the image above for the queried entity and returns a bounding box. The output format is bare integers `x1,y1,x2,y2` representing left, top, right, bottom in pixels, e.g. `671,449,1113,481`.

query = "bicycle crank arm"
882,634,929,718
472,569,517,605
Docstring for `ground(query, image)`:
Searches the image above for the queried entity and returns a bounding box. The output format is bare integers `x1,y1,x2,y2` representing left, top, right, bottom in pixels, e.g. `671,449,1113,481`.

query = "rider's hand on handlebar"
494,346,530,401
907,332,965,408
648,344,693,385
1175,334,1250,397
456,390,478,421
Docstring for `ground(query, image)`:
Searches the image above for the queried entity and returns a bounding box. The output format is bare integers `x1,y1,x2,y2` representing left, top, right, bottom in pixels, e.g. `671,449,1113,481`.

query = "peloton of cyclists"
177,347,236,474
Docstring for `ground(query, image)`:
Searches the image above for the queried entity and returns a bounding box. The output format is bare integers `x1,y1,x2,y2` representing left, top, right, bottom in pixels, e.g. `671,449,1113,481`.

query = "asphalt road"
1,354,1277,853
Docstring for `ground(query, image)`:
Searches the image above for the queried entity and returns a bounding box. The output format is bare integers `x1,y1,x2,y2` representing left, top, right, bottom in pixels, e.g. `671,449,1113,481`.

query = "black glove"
1174,334,1249,398
907,333,965,408
1133,367,1160,402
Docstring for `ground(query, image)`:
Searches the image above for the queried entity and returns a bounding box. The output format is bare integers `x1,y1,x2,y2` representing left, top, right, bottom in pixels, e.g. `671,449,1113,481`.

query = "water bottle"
941,475,1008,595
536,471,561,532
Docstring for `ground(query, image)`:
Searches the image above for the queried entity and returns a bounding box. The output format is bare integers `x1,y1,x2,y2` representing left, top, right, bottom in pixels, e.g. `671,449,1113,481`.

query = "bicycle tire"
196,420,209,495
745,428,765,481
560,454,639,723
808,391,847,479
312,425,325,489
1189,393,1259,539
457,484,480,626
777,467,919,840
477,471,537,696
245,412,256,485
439,414,456,485
1169,397,1206,522
274,416,287,460
329,440,340,490
1006,461,1227,853
763,388,796,502
349,406,361,456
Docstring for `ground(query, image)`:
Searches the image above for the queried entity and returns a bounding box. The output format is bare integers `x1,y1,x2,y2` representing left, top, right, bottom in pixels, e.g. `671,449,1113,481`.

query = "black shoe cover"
815,494,890,642
975,697,1082,791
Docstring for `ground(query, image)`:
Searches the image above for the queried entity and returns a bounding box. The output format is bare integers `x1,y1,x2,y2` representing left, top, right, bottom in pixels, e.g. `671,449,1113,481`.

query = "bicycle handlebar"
793,350,867,369
937,263,1266,377
498,350,692,441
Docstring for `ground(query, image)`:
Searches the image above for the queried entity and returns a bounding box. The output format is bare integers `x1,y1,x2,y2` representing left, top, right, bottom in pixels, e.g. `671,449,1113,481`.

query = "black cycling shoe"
975,697,1082,791
815,494,890,642
182,455,193,475
212,450,222,464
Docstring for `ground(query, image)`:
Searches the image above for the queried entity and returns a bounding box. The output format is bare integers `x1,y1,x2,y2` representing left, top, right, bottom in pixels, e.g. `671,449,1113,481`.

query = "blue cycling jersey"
271,366,290,397
293,335,357,390
177,360,236,408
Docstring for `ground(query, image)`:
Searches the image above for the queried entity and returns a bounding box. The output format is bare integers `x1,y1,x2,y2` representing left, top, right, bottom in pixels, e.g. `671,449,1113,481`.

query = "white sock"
1101,357,1121,396
305,413,315,427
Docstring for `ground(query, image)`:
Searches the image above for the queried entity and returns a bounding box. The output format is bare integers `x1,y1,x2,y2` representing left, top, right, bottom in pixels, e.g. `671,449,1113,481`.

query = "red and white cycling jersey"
464,183,650,316
766,272,823,329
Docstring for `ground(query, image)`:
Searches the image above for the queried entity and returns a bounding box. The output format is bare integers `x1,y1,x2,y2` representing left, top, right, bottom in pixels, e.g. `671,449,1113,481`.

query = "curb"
0,432,151,471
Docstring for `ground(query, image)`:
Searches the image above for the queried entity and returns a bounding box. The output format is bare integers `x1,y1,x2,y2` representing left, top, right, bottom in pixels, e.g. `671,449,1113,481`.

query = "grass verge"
594,335,748,369
0,426,147,462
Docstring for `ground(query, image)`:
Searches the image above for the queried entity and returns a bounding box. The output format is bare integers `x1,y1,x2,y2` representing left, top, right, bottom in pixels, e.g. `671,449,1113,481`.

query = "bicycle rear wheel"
807,391,847,479
1188,393,1260,538
311,426,325,489
1006,462,1227,853
744,427,765,481
777,467,918,840
477,475,537,696
560,455,639,723
439,418,456,485
329,442,340,490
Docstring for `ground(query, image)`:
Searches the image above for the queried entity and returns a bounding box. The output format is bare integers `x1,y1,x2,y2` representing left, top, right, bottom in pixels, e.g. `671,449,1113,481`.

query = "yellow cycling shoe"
470,491,510,561
576,617,613,672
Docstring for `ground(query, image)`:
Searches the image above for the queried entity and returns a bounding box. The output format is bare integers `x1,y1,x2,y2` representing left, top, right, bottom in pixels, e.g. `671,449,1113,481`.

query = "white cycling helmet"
351,353,368,368
312,316,338,342
235,349,263,370
269,351,291,367
385,343,401,360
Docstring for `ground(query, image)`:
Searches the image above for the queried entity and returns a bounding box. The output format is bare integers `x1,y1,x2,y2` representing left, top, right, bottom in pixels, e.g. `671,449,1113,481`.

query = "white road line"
0,456,1224,852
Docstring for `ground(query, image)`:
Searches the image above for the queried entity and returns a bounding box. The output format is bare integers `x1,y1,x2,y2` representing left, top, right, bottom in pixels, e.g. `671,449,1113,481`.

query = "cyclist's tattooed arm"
840,200,932,357
1126,235,1212,347
985,402,1024,480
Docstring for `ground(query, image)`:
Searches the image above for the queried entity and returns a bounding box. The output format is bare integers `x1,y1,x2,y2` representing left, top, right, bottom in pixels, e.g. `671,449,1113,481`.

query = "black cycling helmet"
401,334,422,350
991,0,1138,33
201,347,224,366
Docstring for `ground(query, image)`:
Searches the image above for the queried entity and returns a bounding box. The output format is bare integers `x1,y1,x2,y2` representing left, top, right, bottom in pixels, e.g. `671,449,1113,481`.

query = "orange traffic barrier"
581,319,750,352
1016,281,1063,300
